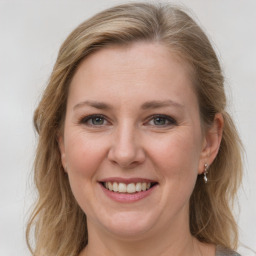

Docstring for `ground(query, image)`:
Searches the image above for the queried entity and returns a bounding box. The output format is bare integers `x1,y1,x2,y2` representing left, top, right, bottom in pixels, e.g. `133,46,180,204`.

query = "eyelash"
79,114,109,126
79,114,177,127
146,114,177,127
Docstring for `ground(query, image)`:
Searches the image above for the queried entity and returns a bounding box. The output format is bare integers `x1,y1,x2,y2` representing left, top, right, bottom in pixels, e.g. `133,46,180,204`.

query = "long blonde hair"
26,2,243,256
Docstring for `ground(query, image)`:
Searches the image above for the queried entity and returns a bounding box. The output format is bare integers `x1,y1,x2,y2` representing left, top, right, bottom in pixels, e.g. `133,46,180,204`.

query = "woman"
26,2,243,256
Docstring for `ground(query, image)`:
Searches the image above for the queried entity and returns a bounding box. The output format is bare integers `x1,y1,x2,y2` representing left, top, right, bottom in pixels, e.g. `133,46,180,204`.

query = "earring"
203,163,209,183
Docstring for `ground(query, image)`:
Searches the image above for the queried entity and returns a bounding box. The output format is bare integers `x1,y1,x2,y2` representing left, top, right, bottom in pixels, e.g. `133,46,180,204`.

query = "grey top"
216,245,241,256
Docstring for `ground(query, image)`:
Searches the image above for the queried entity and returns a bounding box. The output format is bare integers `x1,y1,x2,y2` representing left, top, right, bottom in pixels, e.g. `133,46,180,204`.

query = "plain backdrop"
0,1,255,255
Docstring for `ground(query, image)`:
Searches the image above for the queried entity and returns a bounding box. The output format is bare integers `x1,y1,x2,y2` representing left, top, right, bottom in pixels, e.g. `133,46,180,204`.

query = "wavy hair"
26,2,243,256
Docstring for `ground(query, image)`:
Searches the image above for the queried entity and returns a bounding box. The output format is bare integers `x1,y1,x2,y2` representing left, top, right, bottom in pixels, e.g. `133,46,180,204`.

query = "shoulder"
216,245,241,256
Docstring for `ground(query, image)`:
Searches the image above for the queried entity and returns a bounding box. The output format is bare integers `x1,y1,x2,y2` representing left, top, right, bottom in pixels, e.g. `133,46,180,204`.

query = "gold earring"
203,163,209,183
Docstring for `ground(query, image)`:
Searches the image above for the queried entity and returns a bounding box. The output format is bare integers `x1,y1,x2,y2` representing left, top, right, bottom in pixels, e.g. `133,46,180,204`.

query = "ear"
198,113,224,174
58,135,67,173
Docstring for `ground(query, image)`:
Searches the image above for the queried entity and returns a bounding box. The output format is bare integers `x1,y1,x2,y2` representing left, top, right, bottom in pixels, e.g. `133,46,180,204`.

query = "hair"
26,2,243,256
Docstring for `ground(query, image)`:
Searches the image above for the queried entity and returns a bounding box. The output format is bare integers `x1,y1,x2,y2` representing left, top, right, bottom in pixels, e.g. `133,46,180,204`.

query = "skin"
59,42,223,256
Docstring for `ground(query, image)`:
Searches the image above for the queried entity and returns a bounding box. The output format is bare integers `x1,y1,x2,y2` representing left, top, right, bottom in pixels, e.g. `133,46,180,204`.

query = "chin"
93,210,158,240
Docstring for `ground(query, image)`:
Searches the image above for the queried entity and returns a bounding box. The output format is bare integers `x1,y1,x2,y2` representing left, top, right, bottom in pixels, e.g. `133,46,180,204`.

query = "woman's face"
59,42,210,239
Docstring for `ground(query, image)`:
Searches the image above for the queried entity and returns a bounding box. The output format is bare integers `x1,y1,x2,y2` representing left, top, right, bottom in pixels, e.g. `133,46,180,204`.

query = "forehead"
68,42,198,110
76,42,193,78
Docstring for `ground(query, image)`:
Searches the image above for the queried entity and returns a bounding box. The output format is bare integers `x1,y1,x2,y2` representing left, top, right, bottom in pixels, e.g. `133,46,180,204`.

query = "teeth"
104,182,153,193
107,182,113,191
113,182,118,192
118,183,126,193
135,183,141,192
127,183,136,193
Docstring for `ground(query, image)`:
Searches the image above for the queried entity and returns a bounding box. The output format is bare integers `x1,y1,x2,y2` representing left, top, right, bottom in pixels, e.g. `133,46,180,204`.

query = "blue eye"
80,115,107,126
148,115,177,126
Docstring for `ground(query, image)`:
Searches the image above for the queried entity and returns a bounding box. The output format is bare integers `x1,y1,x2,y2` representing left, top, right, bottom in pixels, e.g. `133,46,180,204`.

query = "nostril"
109,159,139,169
108,143,146,168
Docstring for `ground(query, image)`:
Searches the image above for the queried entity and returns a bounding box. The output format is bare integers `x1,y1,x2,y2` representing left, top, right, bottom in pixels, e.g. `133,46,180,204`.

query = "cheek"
147,129,202,184
65,132,107,179
147,130,202,215
64,133,108,213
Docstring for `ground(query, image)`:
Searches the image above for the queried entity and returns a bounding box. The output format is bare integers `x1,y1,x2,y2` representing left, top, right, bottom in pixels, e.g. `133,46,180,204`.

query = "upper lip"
99,177,158,184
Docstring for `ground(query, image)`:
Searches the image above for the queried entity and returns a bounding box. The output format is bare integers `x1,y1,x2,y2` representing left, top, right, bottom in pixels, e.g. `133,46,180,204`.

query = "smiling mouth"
101,181,158,194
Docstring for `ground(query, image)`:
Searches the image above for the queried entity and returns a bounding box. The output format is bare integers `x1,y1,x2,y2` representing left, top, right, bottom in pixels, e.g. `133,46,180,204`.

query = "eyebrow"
141,100,184,109
73,100,112,111
73,99,184,111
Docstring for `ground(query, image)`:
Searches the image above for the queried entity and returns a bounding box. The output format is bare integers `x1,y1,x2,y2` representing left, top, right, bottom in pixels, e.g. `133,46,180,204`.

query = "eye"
80,114,109,126
147,114,177,127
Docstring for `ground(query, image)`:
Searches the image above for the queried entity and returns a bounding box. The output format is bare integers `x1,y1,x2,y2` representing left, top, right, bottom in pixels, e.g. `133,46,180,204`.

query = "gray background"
0,0,255,255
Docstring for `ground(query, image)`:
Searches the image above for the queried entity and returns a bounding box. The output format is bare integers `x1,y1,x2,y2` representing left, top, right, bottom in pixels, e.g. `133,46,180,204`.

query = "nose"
107,123,146,169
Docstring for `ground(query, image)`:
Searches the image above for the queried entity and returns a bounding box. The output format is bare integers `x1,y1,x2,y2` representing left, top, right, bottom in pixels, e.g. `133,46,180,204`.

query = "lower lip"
100,183,157,203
